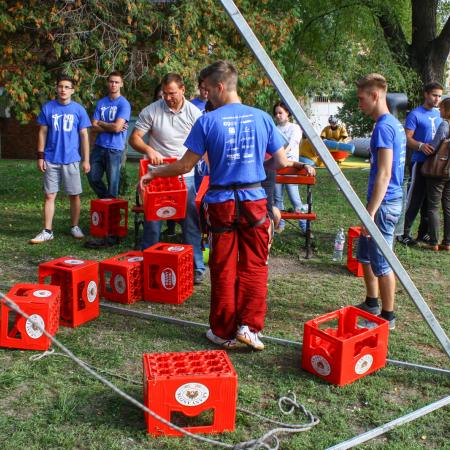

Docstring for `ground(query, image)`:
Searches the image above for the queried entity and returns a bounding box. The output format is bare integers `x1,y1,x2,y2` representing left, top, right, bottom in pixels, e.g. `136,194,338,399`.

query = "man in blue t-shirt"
30,74,91,244
355,73,406,330
397,82,443,246
88,72,131,199
140,61,289,351
190,76,208,113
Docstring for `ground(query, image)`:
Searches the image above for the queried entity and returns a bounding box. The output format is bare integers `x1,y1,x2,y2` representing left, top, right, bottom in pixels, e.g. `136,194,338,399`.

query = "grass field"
0,159,449,450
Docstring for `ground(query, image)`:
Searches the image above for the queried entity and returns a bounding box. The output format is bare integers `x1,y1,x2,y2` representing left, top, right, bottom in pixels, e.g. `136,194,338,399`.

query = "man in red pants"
140,61,289,350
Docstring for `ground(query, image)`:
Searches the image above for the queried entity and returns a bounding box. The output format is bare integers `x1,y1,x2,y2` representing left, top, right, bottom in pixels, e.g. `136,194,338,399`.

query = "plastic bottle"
333,227,346,261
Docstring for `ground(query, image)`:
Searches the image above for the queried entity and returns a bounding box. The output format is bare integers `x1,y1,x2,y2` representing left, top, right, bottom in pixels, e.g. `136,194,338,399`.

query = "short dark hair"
56,74,76,88
161,73,184,88
199,61,238,91
153,83,163,102
108,71,123,81
205,100,215,113
273,101,291,117
424,81,443,93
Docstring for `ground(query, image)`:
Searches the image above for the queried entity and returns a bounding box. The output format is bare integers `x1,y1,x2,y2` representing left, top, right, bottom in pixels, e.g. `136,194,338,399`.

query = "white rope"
1,290,319,450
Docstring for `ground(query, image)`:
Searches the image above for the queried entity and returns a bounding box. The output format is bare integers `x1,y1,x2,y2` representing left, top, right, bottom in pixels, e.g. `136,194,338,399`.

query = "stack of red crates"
90,198,128,238
143,243,193,304
143,350,237,436
100,251,144,304
0,283,60,351
38,257,99,327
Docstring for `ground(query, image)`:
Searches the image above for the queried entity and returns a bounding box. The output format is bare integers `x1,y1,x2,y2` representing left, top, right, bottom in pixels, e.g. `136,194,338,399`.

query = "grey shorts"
43,161,82,195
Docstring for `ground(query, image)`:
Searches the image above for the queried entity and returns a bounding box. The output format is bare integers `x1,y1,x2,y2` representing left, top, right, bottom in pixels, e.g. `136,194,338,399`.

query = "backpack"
421,120,450,179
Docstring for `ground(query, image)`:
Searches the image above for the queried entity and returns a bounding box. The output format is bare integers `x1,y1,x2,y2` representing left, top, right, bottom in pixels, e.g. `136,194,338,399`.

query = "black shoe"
396,234,417,246
194,271,205,285
417,233,431,244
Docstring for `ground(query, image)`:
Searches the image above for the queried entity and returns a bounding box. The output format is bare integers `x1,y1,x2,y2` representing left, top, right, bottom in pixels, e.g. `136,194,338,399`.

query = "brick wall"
0,118,38,159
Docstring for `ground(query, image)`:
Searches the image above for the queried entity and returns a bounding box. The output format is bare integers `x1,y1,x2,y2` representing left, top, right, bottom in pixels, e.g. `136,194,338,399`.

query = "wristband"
36,151,44,160
418,142,424,151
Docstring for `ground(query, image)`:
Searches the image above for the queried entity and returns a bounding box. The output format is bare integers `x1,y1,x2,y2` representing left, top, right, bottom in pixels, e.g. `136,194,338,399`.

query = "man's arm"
79,128,90,174
91,118,127,133
405,128,434,156
264,147,290,171
37,126,48,172
129,128,164,164
140,150,201,190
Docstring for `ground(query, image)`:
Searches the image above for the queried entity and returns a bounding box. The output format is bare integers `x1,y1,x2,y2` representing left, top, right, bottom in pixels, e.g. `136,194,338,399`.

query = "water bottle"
333,227,345,261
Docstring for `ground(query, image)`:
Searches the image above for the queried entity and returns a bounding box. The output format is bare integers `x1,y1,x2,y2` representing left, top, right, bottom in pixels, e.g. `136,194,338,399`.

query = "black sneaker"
396,234,417,246
417,233,431,244
355,302,381,316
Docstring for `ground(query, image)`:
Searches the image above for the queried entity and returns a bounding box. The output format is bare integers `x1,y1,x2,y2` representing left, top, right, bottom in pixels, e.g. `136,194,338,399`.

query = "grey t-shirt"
430,119,450,151
135,98,202,176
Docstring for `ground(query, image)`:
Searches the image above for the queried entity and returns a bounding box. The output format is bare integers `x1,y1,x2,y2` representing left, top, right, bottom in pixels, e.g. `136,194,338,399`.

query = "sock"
365,296,379,308
44,228,52,234
380,310,395,321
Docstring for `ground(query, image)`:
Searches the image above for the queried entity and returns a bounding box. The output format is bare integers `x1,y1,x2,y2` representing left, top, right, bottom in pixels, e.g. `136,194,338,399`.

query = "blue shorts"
357,198,402,277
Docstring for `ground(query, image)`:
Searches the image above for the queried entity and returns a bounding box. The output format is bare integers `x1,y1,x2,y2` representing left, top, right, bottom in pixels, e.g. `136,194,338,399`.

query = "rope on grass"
1,290,319,450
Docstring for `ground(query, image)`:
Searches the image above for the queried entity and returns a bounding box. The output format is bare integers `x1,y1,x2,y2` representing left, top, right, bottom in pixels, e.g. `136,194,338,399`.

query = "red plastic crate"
38,257,99,328
195,175,209,213
0,283,60,351
139,158,177,179
302,306,389,386
347,226,364,277
90,198,128,238
100,251,144,304
143,243,193,304
143,350,237,436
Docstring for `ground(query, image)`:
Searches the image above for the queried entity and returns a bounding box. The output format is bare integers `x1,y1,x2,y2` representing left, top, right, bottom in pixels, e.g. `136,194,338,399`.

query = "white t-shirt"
277,122,302,161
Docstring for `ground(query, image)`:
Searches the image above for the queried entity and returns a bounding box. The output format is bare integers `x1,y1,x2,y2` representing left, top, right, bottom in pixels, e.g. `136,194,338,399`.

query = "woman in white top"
273,101,307,233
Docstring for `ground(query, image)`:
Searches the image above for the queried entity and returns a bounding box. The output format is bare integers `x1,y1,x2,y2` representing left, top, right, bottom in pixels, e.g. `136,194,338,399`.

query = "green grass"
0,159,449,450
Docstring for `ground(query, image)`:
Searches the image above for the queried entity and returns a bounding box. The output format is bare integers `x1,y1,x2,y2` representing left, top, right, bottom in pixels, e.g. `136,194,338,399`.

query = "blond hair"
356,73,387,92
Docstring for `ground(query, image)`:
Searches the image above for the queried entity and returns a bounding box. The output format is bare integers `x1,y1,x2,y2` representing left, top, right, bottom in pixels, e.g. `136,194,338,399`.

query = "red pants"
206,199,271,340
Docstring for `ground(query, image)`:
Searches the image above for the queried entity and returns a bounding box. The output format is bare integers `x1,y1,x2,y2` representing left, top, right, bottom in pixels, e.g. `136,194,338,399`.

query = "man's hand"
421,143,434,155
292,161,316,176
140,171,155,191
361,212,376,238
82,161,91,174
147,150,164,165
37,159,46,173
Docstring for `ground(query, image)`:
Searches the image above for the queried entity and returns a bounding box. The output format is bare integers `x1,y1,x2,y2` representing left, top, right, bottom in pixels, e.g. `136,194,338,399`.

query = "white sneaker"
71,226,85,239
30,230,54,244
206,329,237,349
236,325,264,350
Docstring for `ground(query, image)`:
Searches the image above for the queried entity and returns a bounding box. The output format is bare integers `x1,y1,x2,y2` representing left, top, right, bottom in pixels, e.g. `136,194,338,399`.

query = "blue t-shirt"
37,100,91,164
190,97,207,113
185,103,285,203
368,114,406,202
404,106,442,163
93,96,131,151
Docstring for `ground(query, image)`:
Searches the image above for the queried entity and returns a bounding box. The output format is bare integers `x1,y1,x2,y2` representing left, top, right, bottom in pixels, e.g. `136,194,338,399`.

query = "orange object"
90,198,128,238
195,175,209,213
143,243,193,304
347,226,364,277
330,150,351,163
302,306,389,386
38,257,99,328
143,350,237,436
100,251,144,304
0,284,60,351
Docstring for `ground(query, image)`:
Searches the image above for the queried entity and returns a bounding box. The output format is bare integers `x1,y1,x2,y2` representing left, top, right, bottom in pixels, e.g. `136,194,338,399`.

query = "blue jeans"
274,183,307,231
88,145,123,198
357,198,403,277
142,176,205,273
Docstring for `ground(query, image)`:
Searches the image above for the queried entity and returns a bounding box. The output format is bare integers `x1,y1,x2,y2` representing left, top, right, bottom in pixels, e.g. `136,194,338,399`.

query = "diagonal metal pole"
219,0,450,358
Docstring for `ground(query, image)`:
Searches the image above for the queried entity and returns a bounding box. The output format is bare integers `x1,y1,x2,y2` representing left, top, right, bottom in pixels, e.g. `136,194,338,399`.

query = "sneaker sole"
72,236,85,240
29,239,53,244
206,331,237,349
236,334,264,351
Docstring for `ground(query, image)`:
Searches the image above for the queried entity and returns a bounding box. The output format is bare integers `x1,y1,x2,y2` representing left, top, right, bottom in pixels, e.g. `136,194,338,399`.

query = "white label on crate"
311,355,331,376
127,256,143,263
114,275,126,294
175,383,210,407
156,206,176,219
168,246,185,252
32,290,52,298
64,259,84,265
92,211,100,226
355,354,373,375
161,268,176,290
25,314,45,339
87,281,97,302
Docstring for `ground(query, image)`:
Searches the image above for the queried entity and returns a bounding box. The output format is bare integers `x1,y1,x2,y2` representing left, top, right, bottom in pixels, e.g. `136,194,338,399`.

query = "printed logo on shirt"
52,113,74,132
429,116,438,139
100,106,117,122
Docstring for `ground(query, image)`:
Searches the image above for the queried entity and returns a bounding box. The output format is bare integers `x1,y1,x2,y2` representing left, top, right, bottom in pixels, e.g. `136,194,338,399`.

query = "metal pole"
325,395,450,450
100,303,450,376
219,0,450,358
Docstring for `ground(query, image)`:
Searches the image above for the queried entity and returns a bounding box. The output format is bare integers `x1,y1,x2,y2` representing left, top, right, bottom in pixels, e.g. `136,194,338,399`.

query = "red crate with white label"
143,243,193,304
301,306,389,386
38,257,99,328
90,198,128,238
143,350,237,436
100,251,144,304
0,283,60,351
347,226,364,277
